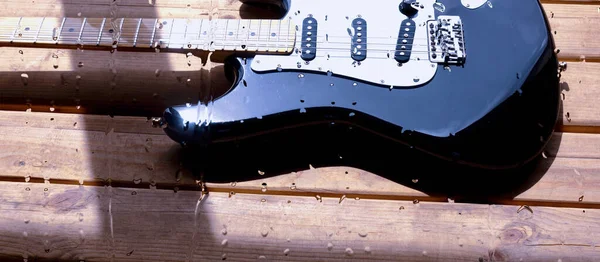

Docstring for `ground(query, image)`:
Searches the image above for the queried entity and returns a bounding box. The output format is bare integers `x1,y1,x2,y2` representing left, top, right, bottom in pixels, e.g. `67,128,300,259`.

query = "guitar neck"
0,17,296,54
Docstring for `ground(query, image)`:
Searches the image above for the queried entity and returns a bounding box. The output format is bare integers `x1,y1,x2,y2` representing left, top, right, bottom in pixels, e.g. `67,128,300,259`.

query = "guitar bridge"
427,16,466,65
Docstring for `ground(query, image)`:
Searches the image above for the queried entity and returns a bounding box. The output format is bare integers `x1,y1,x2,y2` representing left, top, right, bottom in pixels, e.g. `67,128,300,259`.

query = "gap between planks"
0,110,599,208
1,182,600,261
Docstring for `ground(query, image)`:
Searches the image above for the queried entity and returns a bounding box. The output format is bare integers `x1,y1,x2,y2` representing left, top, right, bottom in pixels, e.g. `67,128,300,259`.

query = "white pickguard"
250,0,439,87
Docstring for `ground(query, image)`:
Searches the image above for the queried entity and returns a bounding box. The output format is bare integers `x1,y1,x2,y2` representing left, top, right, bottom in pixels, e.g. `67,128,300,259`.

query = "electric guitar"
0,0,560,170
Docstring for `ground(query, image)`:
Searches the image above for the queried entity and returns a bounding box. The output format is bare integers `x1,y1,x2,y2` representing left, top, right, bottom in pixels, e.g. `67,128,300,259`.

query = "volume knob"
400,0,419,17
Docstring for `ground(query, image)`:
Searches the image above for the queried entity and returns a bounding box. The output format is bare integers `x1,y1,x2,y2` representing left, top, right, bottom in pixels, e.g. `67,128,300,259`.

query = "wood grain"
0,1,597,117
543,3,600,61
0,111,599,207
1,182,599,261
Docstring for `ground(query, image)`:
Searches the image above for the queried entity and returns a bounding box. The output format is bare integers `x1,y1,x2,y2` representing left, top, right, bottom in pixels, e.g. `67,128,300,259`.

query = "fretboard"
0,17,296,54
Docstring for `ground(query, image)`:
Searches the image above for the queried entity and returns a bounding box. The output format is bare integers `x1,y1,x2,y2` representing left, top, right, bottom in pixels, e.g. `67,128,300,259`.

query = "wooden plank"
0,111,599,206
0,1,597,120
543,3,600,61
0,182,599,261
559,62,600,127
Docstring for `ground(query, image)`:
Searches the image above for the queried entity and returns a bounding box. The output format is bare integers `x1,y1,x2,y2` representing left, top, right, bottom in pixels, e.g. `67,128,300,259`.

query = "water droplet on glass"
434,2,446,12
358,231,368,237
261,183,267,192
186,103,191,108
24,219,30,224
290,183,296,190
315,195,322,202
258,255,267,260
327,70,332,76
422,250,428,256
487,1,493,8
364,246,371,253
78,62,84,68
283,248,290,256
221,228,227,235
579,196,584,202
276,64,282,71
261,229,269,237
413,199,420,204
78,213,84,222
21,73,29,85
330,83,334,87
221,253,227,260
327,242,334,250
298,73,305,78
345,247,354,256
133,178,142,184
23,231,28,238
52,27,59,40
339,194,346,203
349,112,355,117
221,239,228,246
412,178,419,183
355,197,360,200
299,108,306,113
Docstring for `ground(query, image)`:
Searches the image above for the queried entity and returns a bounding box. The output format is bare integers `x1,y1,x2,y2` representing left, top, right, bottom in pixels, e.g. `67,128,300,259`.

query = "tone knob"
400,0,419,17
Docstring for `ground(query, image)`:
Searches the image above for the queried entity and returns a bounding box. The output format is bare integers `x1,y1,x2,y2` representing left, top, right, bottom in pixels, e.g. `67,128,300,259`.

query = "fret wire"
183,19,189,46
223,19,229,49
117,18,125,43
97,18,106,45
285,19,290,52
197,19,203,45
257,20,261,50
10,17,23,41
245,20,251,50
133,18,142,46
56,17,66,42
34,17,45,43
78,17,87,43
150,18,158,47
277,19,282,51
166,18,174,47
265,20,270,50
236,19,241,49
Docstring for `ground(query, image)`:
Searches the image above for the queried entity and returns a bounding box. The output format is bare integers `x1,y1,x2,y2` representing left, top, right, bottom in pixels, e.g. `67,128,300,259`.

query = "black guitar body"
162,0,560,171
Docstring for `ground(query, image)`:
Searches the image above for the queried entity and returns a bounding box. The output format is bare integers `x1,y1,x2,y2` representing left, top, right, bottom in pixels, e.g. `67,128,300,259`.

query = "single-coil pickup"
350,18,367,61
394,19,416,63
301,17,318,61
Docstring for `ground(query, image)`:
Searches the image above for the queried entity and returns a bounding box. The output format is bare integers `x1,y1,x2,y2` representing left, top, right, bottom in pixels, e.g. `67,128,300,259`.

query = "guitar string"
0,20,440,41
0,24,457,55
0,30,434,43
0,33,444,52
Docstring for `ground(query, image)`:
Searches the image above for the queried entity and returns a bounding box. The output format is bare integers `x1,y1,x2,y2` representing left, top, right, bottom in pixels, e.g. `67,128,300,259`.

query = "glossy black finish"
163,0,560,170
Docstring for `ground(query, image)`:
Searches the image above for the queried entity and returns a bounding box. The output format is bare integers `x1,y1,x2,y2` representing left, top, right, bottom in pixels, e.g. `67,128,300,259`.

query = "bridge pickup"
427,16,466,65
301,16,318,61
394,18,416,63
350,17,367,61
